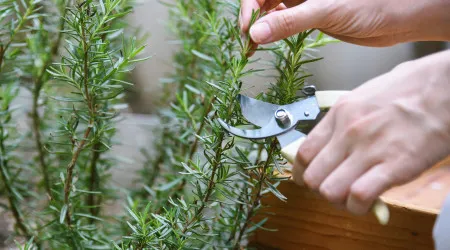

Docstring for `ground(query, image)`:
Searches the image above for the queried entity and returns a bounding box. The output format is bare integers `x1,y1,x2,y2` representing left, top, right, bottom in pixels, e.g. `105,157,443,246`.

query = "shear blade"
277,130,306,148
218,117,297,140
221,94,322,140
238,94,280,127
239,95,321,127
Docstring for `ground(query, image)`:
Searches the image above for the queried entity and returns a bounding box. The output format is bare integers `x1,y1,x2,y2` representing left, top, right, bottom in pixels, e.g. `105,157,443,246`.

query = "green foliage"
0,0,147,248
0,0,336,249
0,0,45,241
119,0,337,249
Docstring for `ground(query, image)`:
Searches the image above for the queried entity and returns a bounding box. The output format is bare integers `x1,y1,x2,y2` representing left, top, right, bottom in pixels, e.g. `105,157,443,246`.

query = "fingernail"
347,195,370,216
250,22,271,43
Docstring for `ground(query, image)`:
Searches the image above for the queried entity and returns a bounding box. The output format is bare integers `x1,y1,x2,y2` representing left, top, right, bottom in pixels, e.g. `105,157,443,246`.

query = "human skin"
240,0,450,47
295,50,450,215
240,0,450,215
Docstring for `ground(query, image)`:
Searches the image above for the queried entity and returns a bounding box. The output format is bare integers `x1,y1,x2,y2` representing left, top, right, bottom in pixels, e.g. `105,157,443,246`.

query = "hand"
240,0,450,47
292,49,450,215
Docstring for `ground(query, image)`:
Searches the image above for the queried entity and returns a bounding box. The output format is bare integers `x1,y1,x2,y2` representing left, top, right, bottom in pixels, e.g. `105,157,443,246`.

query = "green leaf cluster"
0,0,148,248
118,0,337,249
0,0,336,249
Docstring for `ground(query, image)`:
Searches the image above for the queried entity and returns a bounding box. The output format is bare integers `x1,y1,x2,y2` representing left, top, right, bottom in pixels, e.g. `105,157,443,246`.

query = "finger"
261,0,284,12
292,111,335,186
318,150,377,205
282,0,306,8
347,164,395,215
302,132,349,191
276,2,287,9
296,111,336,167
267,2,287,13
291,156,306,185
245,42,259,57
249,1,326,44
240,0,264,32
246,3,287,57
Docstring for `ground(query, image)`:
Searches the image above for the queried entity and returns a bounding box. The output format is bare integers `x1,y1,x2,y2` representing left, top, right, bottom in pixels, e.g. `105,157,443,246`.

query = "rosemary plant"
118,0,337,249
0,0,336,249
0,0,44,241
1,0,147,248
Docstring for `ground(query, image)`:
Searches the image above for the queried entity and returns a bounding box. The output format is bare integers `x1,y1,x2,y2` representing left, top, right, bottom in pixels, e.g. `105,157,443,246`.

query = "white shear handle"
280,90,390,226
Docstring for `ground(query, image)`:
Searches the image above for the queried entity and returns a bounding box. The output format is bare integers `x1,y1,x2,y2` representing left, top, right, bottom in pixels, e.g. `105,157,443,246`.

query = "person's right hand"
240,0,450,47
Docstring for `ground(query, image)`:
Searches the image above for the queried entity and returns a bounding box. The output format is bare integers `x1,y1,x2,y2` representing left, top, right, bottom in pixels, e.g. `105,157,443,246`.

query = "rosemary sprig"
31,0,69,199
0,0,41,242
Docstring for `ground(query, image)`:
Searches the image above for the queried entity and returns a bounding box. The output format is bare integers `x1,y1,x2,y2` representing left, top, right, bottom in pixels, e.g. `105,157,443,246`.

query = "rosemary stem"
173,87,218,204
32,9,67,198
31,93,51,197
182,132,224,234
64,126,92,225
188,96,216,161
233,140,277,248
0,128,30,237
0,1,34,71
87,142,101,221
64,11,93,226
0,0,36,239
183,80,241,235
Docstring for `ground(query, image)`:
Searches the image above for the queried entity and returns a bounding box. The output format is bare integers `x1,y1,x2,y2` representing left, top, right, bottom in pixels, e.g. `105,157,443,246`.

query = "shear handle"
314,90,349,109
282,90,391,226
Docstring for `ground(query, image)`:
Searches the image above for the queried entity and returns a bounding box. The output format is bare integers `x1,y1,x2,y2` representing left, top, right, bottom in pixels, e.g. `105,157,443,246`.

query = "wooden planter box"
250,157,450,250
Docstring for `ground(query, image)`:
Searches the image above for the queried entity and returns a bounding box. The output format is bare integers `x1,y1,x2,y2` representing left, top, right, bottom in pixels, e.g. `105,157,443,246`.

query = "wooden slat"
381,157,450,215
250,156,450,250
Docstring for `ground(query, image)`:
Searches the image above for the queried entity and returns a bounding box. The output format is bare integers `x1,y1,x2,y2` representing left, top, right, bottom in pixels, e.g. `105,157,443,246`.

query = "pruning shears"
218,85,390,225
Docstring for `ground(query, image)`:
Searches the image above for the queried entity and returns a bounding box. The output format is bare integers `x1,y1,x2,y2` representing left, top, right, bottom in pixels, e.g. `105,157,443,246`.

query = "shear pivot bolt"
302,85,317,96
275,109,287,119
275,109,291,127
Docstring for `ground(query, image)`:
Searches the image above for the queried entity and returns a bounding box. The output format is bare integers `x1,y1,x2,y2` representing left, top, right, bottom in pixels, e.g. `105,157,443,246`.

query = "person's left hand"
292,49,450,215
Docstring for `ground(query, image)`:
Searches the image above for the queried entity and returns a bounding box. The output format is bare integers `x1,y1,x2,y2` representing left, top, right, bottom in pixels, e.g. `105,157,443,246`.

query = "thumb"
249,1,326,44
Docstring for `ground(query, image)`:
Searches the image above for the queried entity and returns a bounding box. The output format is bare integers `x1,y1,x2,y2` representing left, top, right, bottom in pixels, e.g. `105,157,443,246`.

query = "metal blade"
218,118,297,140
283,96,321,122
276,130,306,148
240,95,321,128
238,95,280,127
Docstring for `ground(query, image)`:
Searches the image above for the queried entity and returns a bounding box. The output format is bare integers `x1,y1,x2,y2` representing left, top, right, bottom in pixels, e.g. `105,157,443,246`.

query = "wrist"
417,50,450,141
415,49,450,163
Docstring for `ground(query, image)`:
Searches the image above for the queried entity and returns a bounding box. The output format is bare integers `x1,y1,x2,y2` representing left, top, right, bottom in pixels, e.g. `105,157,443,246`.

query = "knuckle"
319,184,345,204
303,171,319,190
349,184,372,204
344,121,364,138
297,141,314,165
333,96,352,113
376,167,397,185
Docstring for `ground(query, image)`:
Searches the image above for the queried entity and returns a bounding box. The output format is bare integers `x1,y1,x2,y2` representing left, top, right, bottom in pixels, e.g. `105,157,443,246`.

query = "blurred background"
125,0,450,114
